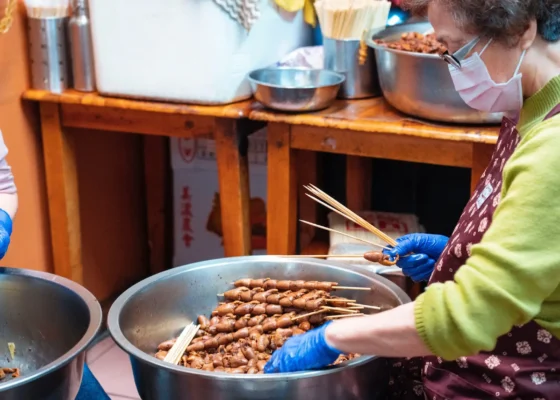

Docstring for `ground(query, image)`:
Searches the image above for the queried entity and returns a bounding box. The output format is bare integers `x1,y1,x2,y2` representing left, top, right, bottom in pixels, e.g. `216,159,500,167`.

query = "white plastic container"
88,0,312,104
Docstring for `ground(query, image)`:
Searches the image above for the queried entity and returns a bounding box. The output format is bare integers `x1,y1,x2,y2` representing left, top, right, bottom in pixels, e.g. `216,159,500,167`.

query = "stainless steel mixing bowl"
248,67,345,112
367,22,503,124
0,267,102,400
108,256,411,400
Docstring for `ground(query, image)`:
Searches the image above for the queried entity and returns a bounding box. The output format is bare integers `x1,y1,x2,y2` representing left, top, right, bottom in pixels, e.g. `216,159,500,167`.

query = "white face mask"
448,39,526,113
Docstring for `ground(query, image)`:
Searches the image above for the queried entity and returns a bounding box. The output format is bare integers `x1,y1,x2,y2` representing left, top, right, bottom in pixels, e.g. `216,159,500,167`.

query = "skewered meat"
156,280,369,374
234,279,338,291
157,338,177,351
363,251,398,266
253,289,278,303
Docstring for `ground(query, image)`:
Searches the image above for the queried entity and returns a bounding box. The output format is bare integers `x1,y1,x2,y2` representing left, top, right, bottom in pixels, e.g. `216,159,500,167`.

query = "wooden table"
23,90,258,283
251,97,500,255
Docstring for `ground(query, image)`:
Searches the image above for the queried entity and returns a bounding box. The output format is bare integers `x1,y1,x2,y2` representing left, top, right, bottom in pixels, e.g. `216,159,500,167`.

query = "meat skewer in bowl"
233,279,371,292
154,280,374,374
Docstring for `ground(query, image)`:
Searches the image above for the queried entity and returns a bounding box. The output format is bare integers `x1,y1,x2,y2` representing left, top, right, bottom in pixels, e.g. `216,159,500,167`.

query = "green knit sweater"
415,75,560,361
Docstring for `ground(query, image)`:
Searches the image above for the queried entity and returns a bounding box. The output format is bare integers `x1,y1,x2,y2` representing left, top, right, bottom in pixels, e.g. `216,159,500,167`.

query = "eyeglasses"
440,36,480,69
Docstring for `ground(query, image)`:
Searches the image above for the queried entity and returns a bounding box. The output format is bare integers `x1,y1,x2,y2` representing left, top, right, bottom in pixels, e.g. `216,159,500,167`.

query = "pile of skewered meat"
375,32,447,54
154,278,376,374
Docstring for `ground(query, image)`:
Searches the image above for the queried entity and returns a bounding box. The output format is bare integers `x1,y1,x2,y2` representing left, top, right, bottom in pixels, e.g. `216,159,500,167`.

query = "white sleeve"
0,131,17,194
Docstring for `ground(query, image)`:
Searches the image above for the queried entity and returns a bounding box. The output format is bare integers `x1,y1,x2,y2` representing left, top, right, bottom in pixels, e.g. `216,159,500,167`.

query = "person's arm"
325,302,431,357
333,119,560,360
0,132,17,218
0,193,18,220
0,131,17,259
414,118,560,361
265,119,560,373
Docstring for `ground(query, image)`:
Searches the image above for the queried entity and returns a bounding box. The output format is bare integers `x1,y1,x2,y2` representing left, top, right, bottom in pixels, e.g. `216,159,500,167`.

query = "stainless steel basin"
248,67,345,112
0,267,102,400
108,256,411,400
367,21,502,124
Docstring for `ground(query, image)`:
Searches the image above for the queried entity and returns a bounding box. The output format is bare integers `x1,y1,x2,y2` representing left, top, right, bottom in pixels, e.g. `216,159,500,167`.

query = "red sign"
181,186,194,247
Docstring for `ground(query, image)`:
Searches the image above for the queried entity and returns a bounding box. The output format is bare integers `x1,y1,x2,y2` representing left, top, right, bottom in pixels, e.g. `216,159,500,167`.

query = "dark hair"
404,0,560,45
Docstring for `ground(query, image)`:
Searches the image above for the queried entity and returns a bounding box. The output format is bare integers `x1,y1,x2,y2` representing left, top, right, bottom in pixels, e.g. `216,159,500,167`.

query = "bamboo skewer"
325,313,365,320
299,219,386,249
332,286,371,291
164,323,200,365
321,306,358,314
292,309,326,321
305,185,397,246
325,298,356,303
314,0,390,40
353,304,381,310
306,184,395,244
276,254,366,259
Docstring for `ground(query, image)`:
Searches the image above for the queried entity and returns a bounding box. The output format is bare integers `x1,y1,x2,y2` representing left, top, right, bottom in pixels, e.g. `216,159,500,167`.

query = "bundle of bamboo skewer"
23,0,69,19
315,0,391,40
273,185,409,265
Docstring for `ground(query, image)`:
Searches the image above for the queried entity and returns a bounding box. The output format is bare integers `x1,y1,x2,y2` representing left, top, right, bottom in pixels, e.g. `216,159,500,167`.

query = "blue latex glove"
0,209,13,260
383,234,448,282
264,322,342,373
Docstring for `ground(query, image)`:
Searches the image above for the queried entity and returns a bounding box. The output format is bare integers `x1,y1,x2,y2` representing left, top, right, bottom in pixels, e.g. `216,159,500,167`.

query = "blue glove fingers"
383,234,448,260
264,323,342,373
406,259,435,282
414,234,448,259
0,209,12,260
396,253,429,270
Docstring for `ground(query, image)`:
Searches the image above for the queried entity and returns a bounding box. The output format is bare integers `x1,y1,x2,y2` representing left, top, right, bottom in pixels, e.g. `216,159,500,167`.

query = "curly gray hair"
404,0,560,45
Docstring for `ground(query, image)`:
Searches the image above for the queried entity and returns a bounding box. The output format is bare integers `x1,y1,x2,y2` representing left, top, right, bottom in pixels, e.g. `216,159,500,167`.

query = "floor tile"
86,335,115,364
89,338,140,399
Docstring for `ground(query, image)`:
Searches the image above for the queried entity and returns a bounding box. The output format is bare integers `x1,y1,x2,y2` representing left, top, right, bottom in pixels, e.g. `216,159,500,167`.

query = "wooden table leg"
297,151,318,251
346,155,372,211
143,136,172,275
214,118,251,257
267,123,297,255
471,143,495,194
39,103,82,283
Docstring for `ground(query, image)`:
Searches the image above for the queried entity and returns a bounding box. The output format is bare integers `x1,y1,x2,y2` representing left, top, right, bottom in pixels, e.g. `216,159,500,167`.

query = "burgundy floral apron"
388,105,560,400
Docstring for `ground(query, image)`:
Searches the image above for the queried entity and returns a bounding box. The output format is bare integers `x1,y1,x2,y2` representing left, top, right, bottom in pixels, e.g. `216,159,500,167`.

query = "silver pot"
367,22,502,124
108,256,411,400
0,267,102,400
248,67,345,112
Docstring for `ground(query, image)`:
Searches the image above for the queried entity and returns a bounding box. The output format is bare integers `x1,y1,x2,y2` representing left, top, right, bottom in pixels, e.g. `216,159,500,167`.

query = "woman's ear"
520,19,538,50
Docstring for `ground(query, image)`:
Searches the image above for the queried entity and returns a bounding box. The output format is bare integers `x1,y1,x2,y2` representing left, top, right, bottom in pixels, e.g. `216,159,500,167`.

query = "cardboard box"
171,131,267,267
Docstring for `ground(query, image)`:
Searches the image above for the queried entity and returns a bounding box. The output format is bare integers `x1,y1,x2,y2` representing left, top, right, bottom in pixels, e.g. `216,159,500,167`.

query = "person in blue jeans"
76,364,111,400
0,131,109,399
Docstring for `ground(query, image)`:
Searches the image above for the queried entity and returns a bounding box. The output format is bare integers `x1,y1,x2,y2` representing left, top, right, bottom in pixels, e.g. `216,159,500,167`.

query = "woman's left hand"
0,209,13,259
264,322,342,373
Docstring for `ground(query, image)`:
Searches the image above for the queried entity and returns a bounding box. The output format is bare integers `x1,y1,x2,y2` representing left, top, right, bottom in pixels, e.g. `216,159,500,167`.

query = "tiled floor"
87,333,141,400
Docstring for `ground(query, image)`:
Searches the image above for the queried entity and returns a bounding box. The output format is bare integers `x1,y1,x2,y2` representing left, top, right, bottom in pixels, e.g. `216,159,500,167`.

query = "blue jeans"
76,364,110,400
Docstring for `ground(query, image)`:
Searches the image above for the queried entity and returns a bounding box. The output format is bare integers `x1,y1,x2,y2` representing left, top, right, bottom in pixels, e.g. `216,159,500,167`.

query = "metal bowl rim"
0,267,102,391
247,67,346,90
108,255,409,381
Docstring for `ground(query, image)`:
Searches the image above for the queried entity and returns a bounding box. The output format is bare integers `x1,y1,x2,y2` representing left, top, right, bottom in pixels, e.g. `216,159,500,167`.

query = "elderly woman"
265,0,560,398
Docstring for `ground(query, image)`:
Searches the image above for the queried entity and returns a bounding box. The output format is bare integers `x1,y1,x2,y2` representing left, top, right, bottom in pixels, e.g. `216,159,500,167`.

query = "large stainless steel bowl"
248,67,345,112
108,256,411,400
367,22,502,124
0,267,102,400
